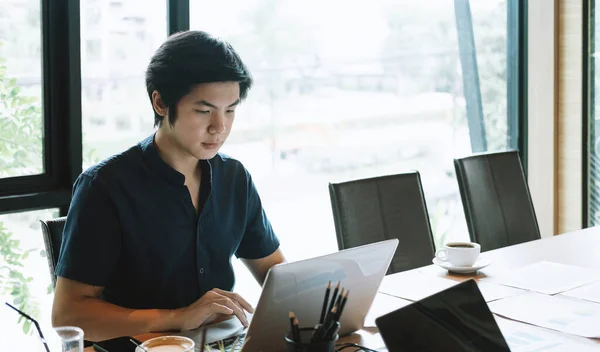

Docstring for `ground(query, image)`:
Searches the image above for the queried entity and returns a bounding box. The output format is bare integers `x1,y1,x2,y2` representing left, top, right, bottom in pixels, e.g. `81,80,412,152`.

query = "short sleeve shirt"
55,134,280,309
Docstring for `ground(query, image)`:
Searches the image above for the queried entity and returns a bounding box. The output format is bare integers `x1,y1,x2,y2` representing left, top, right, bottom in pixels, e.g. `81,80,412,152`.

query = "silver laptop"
180,239,398,351
244,239,398,352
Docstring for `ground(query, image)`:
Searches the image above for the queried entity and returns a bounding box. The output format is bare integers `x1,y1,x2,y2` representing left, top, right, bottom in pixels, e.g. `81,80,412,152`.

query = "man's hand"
174,288,255,331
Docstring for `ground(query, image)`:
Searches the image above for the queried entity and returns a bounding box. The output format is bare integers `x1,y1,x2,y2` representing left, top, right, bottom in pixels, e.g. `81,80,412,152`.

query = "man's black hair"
145,30,253,127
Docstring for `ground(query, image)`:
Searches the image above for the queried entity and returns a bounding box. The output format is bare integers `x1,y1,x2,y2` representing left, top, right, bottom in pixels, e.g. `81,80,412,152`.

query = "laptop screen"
375,279,511,352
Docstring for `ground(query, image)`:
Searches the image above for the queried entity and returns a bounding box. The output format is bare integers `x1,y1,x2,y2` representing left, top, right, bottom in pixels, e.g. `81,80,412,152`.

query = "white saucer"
432,257,491,274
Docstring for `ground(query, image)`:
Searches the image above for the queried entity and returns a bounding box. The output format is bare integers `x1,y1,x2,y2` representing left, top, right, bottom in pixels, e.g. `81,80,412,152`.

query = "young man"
52,31,285,341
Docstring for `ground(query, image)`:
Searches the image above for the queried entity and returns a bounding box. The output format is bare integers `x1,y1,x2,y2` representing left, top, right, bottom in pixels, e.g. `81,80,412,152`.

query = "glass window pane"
81,0,167,169
190,0,512,265
589,0,600,226
0,0,44,178
0,208,59,351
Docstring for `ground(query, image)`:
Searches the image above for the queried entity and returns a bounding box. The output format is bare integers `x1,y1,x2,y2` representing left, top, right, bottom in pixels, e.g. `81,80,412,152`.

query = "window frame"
0,0,527,217
0,0,189,216
584,0,594,227
508,0,529,171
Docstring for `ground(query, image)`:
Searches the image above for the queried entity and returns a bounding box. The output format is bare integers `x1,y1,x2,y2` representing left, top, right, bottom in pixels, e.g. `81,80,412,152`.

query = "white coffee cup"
435,242,481,267
137,336,195,352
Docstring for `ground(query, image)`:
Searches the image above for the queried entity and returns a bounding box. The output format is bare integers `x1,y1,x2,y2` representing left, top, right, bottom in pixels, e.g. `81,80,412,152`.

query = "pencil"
327,281,341,316
293,317,301,344
289,312,297,342
319,281,331,324
200,328,207,352
324,306,337,328
334,289,344,311
323,319,341,342
335,290,349,322
311,323,321,341
316,306,337,342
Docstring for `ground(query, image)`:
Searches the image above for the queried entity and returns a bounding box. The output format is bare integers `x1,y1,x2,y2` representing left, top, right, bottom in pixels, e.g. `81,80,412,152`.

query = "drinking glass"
53,326,84,352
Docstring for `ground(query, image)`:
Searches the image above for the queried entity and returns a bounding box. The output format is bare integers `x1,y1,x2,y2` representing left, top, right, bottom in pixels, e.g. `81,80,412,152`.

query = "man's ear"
151,90,168,117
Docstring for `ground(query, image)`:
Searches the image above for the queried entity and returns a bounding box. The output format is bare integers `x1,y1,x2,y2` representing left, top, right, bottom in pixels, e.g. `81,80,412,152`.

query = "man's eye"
226,110,235,114
195,110,210,114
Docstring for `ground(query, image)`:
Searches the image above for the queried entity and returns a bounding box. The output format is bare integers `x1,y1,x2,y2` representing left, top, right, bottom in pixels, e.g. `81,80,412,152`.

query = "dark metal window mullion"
508,0,529,176
44,0,82,217
168,0,190,35
583,0,594,227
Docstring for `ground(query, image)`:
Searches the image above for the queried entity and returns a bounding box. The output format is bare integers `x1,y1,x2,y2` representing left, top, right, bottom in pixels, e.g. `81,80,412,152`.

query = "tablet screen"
375,280,510,352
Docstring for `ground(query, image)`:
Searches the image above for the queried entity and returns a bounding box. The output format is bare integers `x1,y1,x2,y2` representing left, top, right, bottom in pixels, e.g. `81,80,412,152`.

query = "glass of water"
53,326,84,352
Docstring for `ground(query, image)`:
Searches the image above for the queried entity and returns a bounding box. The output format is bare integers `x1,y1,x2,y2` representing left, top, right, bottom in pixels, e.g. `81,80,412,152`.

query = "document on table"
378,272,458,301
379,272,524,303
496,317,600,352
364,293,411,328
476,281,526,302
560,281,600,304
480,261,600,295
489,292,600,338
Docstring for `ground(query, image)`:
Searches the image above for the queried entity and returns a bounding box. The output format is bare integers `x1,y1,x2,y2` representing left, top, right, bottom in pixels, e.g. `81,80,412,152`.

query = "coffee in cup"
138,336,195,352
435,242,480,267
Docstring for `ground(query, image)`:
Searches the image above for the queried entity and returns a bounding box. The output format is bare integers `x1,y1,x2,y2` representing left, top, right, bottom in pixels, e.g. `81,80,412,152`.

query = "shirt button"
199,268,205,274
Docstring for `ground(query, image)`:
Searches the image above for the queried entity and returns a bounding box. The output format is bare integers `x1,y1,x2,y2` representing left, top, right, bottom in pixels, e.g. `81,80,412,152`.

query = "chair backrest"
454,151,541,251
40,217,67,287
328,171,436,274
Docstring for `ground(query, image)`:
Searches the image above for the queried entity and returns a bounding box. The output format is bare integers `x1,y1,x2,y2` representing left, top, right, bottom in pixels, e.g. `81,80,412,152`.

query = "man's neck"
154,130,199,181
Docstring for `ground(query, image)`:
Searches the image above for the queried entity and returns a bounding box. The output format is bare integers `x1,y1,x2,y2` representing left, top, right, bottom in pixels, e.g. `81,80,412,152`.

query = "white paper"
496,317,600,352
364,293,411,327
489,293,600,338
379,272,524,303
560,281,600,304
481,261,600,295
476,281,526,302
378,272,459,301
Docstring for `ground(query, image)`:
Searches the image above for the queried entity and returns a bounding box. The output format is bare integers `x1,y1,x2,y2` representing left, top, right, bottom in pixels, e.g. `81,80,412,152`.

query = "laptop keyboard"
203,333,246,352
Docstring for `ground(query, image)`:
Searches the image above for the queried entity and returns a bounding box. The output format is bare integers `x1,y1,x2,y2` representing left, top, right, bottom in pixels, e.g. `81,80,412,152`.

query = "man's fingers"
213,288,255,314
216,297,249,327
209,302,234,316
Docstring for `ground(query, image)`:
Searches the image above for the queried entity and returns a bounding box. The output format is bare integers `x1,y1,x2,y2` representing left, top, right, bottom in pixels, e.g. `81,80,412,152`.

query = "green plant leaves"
0,219,41,336
0,56,44,177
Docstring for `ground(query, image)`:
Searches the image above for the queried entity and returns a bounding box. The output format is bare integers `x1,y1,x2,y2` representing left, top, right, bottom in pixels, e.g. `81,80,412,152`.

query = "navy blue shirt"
55,134,280,310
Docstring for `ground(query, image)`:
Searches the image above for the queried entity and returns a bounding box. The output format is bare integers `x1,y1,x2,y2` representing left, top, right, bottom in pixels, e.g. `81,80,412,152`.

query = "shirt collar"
140,133,212,186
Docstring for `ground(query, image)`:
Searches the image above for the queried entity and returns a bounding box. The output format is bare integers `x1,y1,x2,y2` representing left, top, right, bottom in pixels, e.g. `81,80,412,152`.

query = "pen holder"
284,323,340,352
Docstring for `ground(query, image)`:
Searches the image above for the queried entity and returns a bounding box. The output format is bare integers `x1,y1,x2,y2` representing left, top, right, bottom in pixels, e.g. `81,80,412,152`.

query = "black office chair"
41,216,95,348
40,216,67,288
329,172,436,275
454,151,541,252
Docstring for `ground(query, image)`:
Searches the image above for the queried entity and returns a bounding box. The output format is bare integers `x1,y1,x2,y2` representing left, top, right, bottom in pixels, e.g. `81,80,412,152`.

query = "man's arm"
237,166,285,285
241,248,286,285
52,277,253,341
52,277,175,341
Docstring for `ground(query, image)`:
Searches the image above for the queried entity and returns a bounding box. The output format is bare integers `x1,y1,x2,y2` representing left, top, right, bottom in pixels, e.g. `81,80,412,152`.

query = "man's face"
159,82,240,160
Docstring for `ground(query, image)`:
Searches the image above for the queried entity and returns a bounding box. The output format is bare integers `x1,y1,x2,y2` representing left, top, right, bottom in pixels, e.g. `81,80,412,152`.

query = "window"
0,2,526,338
588,0,600,226
81,0,167,169
0,208,59,351
191,0,520,262
0,0,44,178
